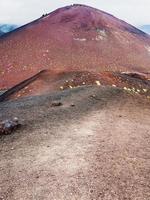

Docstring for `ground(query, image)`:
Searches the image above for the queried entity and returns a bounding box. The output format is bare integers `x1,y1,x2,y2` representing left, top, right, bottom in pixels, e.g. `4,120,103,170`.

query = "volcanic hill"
1,6,150,198
0,4,150,99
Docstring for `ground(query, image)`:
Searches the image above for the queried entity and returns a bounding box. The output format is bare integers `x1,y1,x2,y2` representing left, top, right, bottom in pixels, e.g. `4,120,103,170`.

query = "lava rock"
0,117,21,135
51,101,63,107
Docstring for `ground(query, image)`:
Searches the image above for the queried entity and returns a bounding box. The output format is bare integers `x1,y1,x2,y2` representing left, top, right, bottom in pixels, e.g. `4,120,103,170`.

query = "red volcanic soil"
1,70,150,101
0,4,150,97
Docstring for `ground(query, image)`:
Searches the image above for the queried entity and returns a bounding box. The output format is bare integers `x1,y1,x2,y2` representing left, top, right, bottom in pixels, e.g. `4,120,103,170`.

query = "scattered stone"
51,101,63,107
70,103,75,107
127,88,132,92
143,88,148,92
95,80,101,86
137,89,140,93
0,117,21,135
123,87,128,90
90,94,96,98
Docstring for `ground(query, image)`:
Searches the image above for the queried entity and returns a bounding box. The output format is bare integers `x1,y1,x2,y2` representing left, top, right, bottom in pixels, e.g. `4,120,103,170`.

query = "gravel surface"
0,86,150,200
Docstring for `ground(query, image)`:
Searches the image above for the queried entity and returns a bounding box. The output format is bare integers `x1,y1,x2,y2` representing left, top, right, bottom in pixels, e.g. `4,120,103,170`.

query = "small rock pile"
0,117,21,135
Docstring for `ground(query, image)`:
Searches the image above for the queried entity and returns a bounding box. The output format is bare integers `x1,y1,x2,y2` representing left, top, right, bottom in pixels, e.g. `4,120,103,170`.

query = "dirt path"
0,86,150,200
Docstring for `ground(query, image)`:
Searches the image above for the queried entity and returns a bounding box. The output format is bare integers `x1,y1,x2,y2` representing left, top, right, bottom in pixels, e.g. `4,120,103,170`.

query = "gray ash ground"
0,86,150,200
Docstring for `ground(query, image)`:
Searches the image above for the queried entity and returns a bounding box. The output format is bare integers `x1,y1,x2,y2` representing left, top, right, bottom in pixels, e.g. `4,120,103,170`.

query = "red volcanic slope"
1,70,150,101
0,4,150,90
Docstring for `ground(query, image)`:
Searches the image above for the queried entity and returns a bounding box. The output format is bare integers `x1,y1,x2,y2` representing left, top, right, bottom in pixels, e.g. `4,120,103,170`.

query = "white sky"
0,0,150,26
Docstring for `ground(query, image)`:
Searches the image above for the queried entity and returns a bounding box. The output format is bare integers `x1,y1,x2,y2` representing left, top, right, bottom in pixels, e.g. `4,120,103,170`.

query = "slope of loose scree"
0,4,150,92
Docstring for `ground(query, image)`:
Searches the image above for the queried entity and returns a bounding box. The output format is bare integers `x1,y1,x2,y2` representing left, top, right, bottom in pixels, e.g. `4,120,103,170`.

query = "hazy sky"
0,0,150,26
